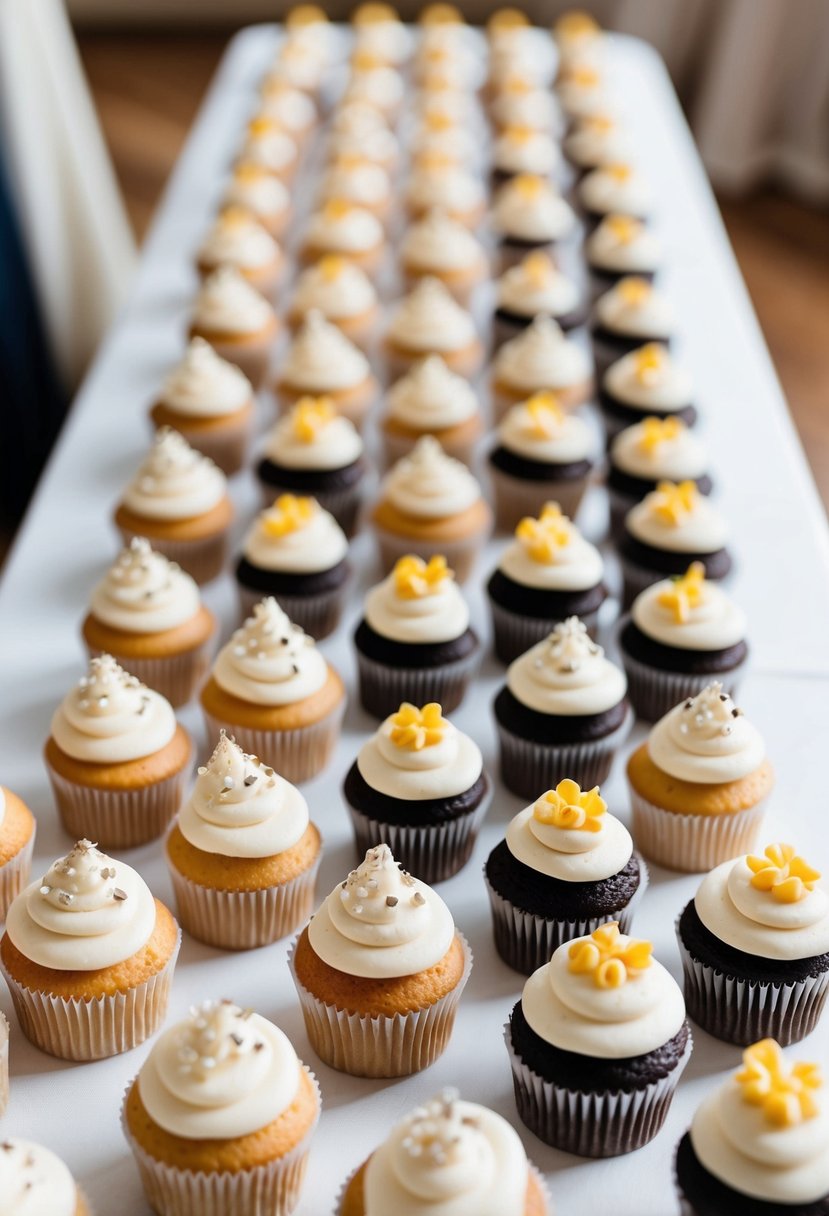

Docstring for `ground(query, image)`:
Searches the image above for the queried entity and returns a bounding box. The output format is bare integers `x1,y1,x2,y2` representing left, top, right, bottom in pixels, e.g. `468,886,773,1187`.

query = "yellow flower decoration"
420,3,463,24
248,116,280,137
317,254,346,282
322,198,354,220
523,390,565,435
618,274,652,305
352,3,397,25
649,480,699,527
286,4,327,27
605,215,640,245
556,10,600,38
633,342,665,384
505,125,535,145
533,779,607,833
523,252,554,286
606,163,633,182
736,1039,822,1128
563,64,602,88
262,494,316,537
584,113,615,133
568,923,653,989
502,74,533,95
516,502,572,563
389,702,449,750
291,396,336,443
514,173,544,199
657,562,707,624
393,554,452,599
637,415,684,454
424,110,455,132
489,8,529,30
746,844,821,905
351,49,384,71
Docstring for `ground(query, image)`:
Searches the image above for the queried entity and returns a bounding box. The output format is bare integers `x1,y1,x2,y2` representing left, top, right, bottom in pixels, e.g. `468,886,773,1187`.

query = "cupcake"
167,733,322,950
554,10,604,71
585,214,661,293
507,924,691,1156
301,199,385,270
267,33,328,97
257,397,366,535
222,164,291,237
384,277,483,377
676,1038,829,1215
491,174,577,271
257,78,317,136
237,116,299,181
195,207,282,297
343,55,405,117
328,105,399,169
486,779,647,974
123,1000,320,1216
200,597,345,783
289,255,378,348
619,480,732,607
492,125,561,182
370,437,493,582
44,655,192,848
494,616,632,798
489,394,595,528
491,314,593,420
601,342,696,439
82,538,217,708
351,3,411,65
114,427,233,585
290,843,472,1076
355,556,480,716
399,209,487,303
319,155,391,217
0,1139,91,1212
275,309,379,429
189,265,278,390
149,337,255,476
339,1089,552,1215
1,838,179,1060
0,784,36,922
236,494,350,638
410,114,475,167
627,683,774,871
491,76,562,136
677,846,829,1046
564,113,631,171
493,250,585,347
608,415,711,538
487,505,607,663
404,162,486,226
579,163,653,224
618,565,749,721
556,63,614,122
592,276,674,375
380,355,484,468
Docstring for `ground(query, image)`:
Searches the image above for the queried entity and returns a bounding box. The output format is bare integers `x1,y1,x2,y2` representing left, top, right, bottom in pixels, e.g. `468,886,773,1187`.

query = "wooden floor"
78,31,829,504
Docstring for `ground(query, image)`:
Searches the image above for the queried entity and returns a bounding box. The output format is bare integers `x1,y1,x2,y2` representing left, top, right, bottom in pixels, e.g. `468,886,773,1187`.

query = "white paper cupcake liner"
1,928,180,1061
490,466,590,534
122,1065,320,1216
289,931,472,1078
116,524,229,587
202,697,344,785
0,828,35,922
506,1024,692,1157
676,924,829,1046
85,634,215,709
0,1012,8,1119
373,524,490,585
496,706,633,801
237,583,347,642
168,852,321,950
489,598,601,666
355,645,481,719
629,788,768,872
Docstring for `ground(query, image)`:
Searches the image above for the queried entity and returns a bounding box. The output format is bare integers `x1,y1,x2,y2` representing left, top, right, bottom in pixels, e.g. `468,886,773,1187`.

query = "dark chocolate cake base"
675,1133,829,1216
353,620,481,718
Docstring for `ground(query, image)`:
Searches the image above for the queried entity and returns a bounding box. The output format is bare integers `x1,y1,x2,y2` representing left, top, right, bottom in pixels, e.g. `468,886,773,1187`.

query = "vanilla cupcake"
410,114,476,167
301,199,385,270
189,265,278,389
328,104,399,168
82,538,217,707
0,1139,89,1213
0,785,36,922
399,209,487,303
222,164,291,236
257,78,317,136
319,155,391,217
149,337,255,475
592,276,675,375
1,839,179,1059
200,598,345,783
491,76,562,135
123,1000,320,1216
385,278,483,377
492,315,593,419
351,3,411,65
371,437,492,582
601,342,696,438
44,655,192,848
290,844,472,1076
195,207,282,297
564,112,631,171
167,733,322,950
494,251,585,347
492,125,561,182
554,10,604,71
343,54,405,117
556,63,614,121
492,174,577,271
276,309,379,429
405,163,486,226
580,163,653,222
114,428,233,585
380,356,484,468
236,116,299,181
289,256,378,348
585,214,662,290
608,416,711,536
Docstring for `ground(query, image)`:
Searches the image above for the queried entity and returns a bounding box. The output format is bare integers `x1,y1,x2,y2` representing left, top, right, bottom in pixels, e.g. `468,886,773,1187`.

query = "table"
1,24,827,1215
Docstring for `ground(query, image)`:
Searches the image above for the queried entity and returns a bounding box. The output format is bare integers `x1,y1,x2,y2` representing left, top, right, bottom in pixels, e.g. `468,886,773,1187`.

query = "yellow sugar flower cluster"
389,702,449,751
747,843,821,905
393,555,452,599
262,494,316,537
318,254,347,281
657,562,707,624
533,779,607,833
523,253,555,286
605,214,639,244
633,342,665,384
568,923,653,989
291,396,336,443
524,391,565,436
514,173,545,199
736,1039,822,1128
637,415,684,454
516,502,572,563
618,273,651,302
649,479,699,527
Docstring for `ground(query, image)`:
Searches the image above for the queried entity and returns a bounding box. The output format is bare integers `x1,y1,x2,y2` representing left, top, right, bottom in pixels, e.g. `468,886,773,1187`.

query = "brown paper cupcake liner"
122,1065,320,1216
496,708,633,801
355,645,481,719
490,465,590,534
629,789,767,872
489,598,601,665
373,524,489,585
506,1026,692,1157
85,634,215,709
237,583,347,641
289,932,472,1078
0,1012,8,1119
116,523,230,586
202,698,344,785
617,634,747,724
0,828,35,922
168,852,321,950
1,929,180,1061
259,481,364,538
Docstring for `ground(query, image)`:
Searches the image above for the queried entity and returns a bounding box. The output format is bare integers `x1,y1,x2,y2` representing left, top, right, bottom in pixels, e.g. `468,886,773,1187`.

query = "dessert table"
0,23,827,1215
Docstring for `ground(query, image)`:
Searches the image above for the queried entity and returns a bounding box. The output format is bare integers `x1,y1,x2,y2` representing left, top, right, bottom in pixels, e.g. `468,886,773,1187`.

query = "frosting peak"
648,683,765,784
243,494,349,574
506,780,632,881
264,400,363,472
122,427,227,521
494,314,590,393
387,277,477,353
387,355,479,428
90,538,201,634
281,309,371,391
382,436,482,518
212,598,328,707
192,265,275,336
365,555,469,644
161,337,252,417
506,618,628,717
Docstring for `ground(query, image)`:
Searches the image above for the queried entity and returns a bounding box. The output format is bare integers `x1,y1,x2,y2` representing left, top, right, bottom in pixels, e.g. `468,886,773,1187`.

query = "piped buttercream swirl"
90,538,201,634
264,397,364,470
506,780,633,882
212,598,328,706
507,617,627,716
595,276,673,339
604,343,693,411
648,683,766,783
357,703,482,799
304,200,384,255
0,1141,78,1216
197,208,280,271
365,556,469,643
122,428,226,521
497,252,581,319
586,214,661,274
497,393,593,462
280,309,371,392
631,568,746,651
611,416,707,482
191,265,276,336
381,436,482,517
492,174,576,242
243,494,348,573
625,481,729,553
494,315,591,393
387,277,477,353
580,164,652,218
387,356,479,429
160,338,252,418
400,209,485,273
499,505,604,591
291,256,377,322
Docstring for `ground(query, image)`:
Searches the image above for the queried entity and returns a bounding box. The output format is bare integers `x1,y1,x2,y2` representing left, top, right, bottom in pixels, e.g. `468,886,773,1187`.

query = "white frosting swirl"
122,428,227,521
212,598,328,707
352,18,411,65
580,164,653,218
280,309,371,392
611,418,707,482
493,128,560,176
191,266,276,336
497,255,581,319
161,338,251,418
387,278,477,354
291,256,377,322
238,121,298,174
507,618,627,716
405,167,485,218
626,486,729,553
595,278,674,339
494,315,591,393
586,215,662,274
243,497,348,573
319,160,390,208
51,655,176,763
387,356,479,429
0,1141,78,1216
90,538,202,634
506,800,633,883
258,83,317,131
632,575,746,651
223,166,290,221
648,684,766,783
197,209,280,272
329,123,399,166
400,209,485,273
564,115,632,167
492,175,576,242
6,839,157,970
491,85,560,133
381,436,482,518
343,63,405,111
499,521,604,592
304,202,384,255
307,845,456,978
497,397,593,463
263,403,363,471
365,563,469,643
357,711,482,800
604,344,693,411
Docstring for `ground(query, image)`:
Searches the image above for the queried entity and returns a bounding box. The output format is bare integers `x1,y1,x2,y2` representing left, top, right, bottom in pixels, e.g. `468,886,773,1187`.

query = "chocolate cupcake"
494,616,632,798
585,214,662,293
487,505,607,663
608,415,711,539
493,251,586,348
491,173,577,271
579,163,653,224
507,924,691,1156
600,342,696,440
236,494,351,639
491,315,593,421
344,702,490,883
485,779,647,974
677,844,829,1046
355,555,480,717
592,276,675,376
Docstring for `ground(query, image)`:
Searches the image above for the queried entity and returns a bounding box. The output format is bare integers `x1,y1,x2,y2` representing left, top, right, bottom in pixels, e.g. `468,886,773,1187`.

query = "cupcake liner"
46,750,192,851
496,706,633,801
122,1065,320,1216
289,932,472,1078
84,633,215,709
485,857,649,975
355,645,481,718
676,924,829,1046
168,852,321,951
162,413,254,478
488,598,601,666
373,524,490,585
347,787,492,884
506,1024,692,1157
202,697,345,785
116,523,229,587
629,789,768,872
0,1012,8,1119
1,929,180,1061
490,466,591,534
616,626,747,723
203,335,273,392
238,583,347,641
0,828,35,922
